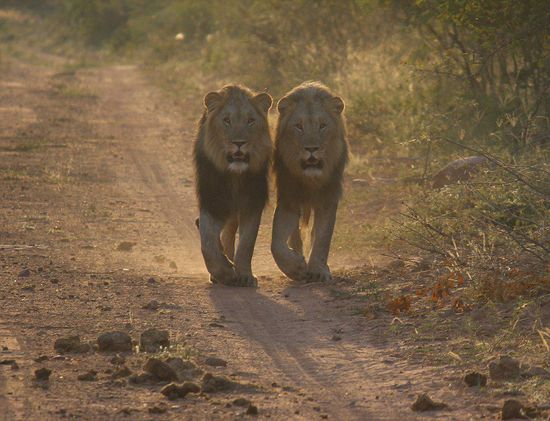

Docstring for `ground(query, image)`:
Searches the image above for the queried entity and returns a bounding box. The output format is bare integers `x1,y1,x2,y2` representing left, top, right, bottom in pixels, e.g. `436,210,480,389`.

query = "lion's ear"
252,92,272,114
204,91,223,113
277,96,294,115
327,96,345,115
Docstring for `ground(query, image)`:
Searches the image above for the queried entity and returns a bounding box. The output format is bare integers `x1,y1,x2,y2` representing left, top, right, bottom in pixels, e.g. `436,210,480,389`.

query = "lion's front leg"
199,210,236,285
271,205,307,281
233,209,262,287
306,202,337,282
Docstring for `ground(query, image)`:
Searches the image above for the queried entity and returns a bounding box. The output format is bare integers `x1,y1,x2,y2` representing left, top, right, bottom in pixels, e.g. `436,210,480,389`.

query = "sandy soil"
0,56,508,420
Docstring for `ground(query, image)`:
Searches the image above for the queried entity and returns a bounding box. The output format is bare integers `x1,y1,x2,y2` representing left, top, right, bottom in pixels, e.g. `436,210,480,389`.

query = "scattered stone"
54,336,92,354
168,261,177,270
143,358,178,382
18,269,31,277
140,328,169,353
142,300,160,311
160,381,200,400
10,362,19,370
97,331,132,352
77,370,97,381
34,355,48,363
331,335,342,342
201,372,236,393
21,285,35,291
233,398,251,407
147,277,157,284
148,403,168,414
52,355,66,361
522,365,550,379
165,357,203,381
209,322,225,328
128,372,154,384
501,399,527,420
489,355,520,381
0,359,15,365
411,394,448,412
35,367,51,381
116,241,135,251
111,366,132,379
464,371,488,387
110,354,126,365
205,357,227,367
50,279,59,284
432,156,488,189
246,404,258,415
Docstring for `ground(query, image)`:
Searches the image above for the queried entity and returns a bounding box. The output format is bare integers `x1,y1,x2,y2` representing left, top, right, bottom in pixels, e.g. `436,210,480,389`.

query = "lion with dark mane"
194,85,272,287
271,82,348,282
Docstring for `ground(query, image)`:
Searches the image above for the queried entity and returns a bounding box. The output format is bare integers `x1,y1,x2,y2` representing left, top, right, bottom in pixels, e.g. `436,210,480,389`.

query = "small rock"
110,354,126,365
489,355,520,381
148,403,168,414
209,322,225,328
140,328,169,353
501,399,526,420
18,269,31,277
116,241,135,251
54,336,92,354
142,300,160,311
522,365,550,379
147,277,157,284
201,372,236,393
233,398,251,407
165,357,203,381
97,331,132,352
35,367,51,381
34,355,49,363
205,357,227,367
411,393,448,412
77,370,97,381
111,366,132,379
21,285,35,291
10,361,19,370
246,404,258,415
143,358,178,382
128,372,154,384
464,371,488,387
331,335,342,342
160,381,200,400
0,359,15,365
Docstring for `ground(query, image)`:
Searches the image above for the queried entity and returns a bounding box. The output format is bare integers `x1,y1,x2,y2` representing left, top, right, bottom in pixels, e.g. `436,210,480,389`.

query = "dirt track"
0,58,498,420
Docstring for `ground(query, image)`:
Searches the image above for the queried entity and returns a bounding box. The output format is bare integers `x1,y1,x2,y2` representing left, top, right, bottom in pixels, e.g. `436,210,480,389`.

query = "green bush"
63,0,130,46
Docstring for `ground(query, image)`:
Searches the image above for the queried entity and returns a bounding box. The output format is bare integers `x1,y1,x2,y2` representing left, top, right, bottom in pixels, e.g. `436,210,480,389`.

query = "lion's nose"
232,140,247,148
305,146,319,153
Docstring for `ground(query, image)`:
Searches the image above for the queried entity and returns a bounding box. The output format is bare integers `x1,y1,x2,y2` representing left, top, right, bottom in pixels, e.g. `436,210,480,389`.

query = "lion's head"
202,85,272,174
275,82,347,185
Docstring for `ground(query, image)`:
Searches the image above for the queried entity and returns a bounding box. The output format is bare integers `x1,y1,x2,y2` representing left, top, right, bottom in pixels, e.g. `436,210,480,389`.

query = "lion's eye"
295,123,304,133
248,117,256,126
223,117,231,126
320,123,327,131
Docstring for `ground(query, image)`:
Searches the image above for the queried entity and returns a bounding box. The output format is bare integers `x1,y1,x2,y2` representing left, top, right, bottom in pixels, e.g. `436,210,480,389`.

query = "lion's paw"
234,274,258,288
305,264,332,283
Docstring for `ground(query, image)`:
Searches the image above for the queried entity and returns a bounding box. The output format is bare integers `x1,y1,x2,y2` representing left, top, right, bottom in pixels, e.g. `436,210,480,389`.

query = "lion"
194,85,273,287
271,82,348,282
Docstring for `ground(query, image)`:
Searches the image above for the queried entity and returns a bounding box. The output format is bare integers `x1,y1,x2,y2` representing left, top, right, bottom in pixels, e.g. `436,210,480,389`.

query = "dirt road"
0,57,494,420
